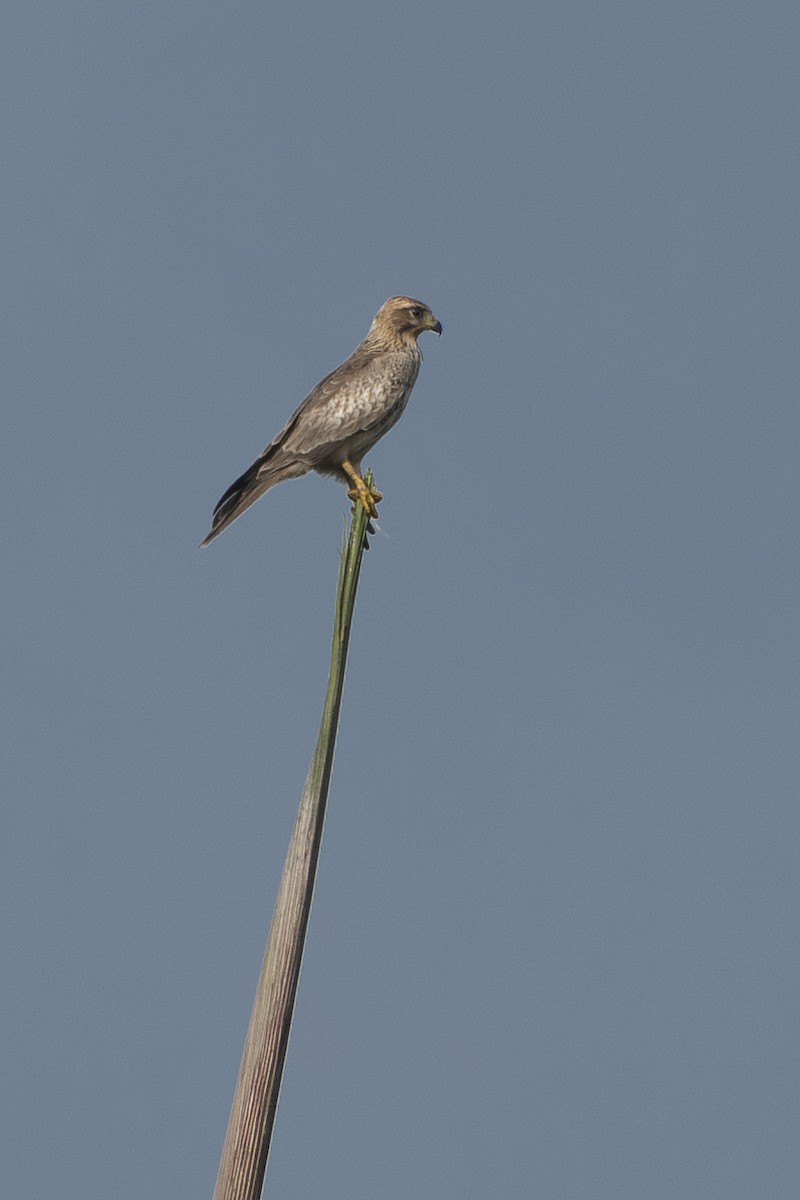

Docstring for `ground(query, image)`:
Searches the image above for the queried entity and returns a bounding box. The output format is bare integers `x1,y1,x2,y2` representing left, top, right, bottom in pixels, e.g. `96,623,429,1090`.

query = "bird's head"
370,296,442,347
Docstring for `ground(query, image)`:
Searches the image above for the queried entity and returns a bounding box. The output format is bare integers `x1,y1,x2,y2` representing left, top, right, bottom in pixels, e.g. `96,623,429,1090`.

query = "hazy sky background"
5,2,799,1196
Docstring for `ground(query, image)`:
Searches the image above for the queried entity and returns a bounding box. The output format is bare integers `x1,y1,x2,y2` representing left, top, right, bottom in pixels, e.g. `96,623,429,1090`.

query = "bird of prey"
200,296,441,546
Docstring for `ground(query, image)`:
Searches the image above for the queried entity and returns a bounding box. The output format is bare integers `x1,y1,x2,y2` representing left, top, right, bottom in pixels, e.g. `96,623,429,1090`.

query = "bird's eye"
408,306,423,319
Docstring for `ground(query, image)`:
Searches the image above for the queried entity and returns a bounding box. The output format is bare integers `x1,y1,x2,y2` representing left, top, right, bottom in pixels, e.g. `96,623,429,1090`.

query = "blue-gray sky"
5,2,799,1196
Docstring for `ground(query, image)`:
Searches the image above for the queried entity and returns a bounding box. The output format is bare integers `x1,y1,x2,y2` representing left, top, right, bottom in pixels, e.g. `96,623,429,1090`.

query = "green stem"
212,477,374,1200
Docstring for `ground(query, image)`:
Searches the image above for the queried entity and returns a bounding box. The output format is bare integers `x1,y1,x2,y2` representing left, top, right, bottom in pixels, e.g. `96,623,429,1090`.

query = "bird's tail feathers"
199,457,305,546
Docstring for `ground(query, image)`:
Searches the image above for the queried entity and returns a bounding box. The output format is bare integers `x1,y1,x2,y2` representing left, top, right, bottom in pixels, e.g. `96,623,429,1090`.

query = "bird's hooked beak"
426,312,443,335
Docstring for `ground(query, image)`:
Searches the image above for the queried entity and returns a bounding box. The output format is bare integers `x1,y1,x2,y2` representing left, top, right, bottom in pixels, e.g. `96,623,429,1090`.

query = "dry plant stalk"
212,487,374,1200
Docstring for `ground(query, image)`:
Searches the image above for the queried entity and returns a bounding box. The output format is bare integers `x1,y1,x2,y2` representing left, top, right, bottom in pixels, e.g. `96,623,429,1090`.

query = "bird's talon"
347,486,380,519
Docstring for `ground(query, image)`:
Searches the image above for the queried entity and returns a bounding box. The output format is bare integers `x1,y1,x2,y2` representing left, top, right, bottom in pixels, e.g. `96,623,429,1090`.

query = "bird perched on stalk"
200,296,441,546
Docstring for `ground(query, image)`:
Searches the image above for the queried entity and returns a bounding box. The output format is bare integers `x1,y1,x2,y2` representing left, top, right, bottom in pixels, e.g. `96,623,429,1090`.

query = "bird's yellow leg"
341,459,382,518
